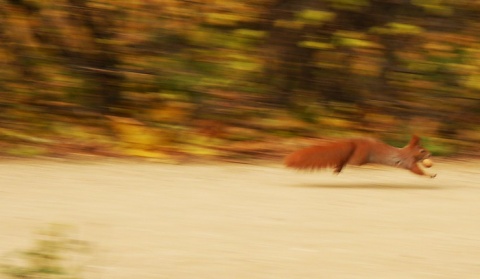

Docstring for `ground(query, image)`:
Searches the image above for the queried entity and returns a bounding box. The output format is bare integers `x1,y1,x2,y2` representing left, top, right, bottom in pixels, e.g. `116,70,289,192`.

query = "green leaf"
371,22,424,35
228,61,261,71
412,0,453,16
296,10,336,23
336,38,378,48
465,75,480,90
298,41,334,49
205,12,243,26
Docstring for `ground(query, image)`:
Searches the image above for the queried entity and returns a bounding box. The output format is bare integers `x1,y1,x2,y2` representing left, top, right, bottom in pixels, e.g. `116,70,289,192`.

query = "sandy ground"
0,159,479,279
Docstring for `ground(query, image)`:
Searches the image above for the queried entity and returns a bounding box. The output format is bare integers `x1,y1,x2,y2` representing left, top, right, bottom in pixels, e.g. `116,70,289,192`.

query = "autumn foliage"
0,0,479,159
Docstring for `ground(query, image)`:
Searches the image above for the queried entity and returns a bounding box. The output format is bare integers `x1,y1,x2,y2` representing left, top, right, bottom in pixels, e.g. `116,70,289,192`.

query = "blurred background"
1,0,479,160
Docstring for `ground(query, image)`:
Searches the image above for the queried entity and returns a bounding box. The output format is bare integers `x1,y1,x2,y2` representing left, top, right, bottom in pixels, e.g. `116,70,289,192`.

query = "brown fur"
285,135,436,178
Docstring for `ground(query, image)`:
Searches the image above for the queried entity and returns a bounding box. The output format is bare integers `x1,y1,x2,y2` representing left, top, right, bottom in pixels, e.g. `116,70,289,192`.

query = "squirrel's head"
406,135,431,161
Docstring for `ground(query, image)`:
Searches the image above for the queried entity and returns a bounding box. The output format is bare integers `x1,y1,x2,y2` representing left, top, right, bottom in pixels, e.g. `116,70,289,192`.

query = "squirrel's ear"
407,135,421,147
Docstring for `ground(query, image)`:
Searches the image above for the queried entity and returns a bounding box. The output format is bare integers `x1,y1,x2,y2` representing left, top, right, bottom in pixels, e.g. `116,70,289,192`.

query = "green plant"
1,224,90,279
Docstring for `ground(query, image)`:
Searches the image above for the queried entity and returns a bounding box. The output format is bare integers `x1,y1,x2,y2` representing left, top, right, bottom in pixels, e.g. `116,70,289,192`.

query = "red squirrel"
285,135,436,178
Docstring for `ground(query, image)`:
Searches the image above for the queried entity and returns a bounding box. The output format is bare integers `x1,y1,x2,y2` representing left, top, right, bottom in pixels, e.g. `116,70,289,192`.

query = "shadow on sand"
292,183,443,190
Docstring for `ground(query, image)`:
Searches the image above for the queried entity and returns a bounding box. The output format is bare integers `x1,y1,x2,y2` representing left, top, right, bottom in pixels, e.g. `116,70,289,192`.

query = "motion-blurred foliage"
0,0,479,159
1,224,90,279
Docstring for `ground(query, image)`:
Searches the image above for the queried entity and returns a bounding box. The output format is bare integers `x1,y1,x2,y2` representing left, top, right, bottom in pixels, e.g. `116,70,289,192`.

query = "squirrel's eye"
419,149,425,153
